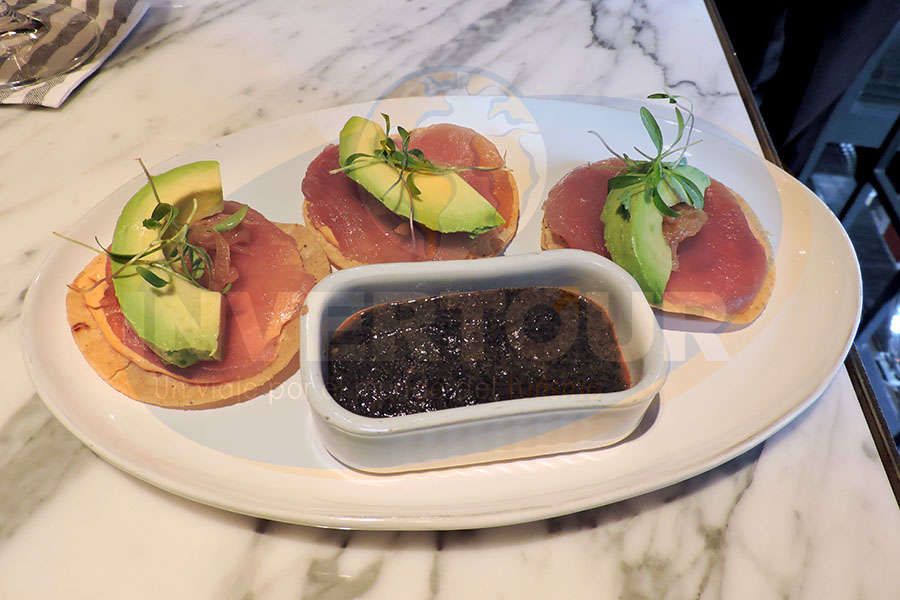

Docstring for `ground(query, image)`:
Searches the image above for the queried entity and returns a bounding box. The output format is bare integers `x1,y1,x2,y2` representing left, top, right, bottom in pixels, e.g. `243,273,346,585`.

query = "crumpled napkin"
0,0,148,108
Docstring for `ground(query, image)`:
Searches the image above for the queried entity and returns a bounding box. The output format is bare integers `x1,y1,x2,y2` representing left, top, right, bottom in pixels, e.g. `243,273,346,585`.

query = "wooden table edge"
703,0,900,504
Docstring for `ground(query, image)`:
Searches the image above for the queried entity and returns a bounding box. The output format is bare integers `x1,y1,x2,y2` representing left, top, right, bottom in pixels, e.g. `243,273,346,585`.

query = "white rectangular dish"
300,249,668,472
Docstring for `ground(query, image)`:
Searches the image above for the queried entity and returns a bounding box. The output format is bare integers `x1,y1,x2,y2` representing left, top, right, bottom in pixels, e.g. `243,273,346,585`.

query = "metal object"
0,1,101,89
0,1,41,36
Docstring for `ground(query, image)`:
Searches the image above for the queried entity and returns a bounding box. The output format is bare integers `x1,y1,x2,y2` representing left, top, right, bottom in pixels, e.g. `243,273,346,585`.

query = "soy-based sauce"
326,287,631,418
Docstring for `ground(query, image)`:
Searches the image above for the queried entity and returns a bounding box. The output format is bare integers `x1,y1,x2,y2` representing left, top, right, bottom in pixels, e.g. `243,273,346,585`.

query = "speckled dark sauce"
326,287,631,418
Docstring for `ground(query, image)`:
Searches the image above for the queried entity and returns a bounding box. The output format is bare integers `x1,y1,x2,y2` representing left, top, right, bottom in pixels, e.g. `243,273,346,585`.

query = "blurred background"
714,0,900,449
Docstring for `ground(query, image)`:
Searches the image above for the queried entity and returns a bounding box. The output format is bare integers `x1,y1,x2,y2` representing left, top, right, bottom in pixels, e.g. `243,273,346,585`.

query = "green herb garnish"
211,204,247,232
591,93,710,221
57,159,246,294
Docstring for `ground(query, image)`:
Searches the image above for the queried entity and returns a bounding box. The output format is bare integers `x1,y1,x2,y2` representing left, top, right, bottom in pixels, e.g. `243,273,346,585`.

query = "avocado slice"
338,117,505,234
109,161,226,368
601,184,672,305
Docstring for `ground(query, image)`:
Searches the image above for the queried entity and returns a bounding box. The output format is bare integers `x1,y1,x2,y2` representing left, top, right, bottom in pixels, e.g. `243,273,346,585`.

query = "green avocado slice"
109,161,225,368
601,184,672,305
338,116,505,234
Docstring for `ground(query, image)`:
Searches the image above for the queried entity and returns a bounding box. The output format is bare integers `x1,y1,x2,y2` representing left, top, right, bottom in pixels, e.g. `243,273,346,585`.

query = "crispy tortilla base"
540,185,775,324
302,131,520,270
66,223,331,409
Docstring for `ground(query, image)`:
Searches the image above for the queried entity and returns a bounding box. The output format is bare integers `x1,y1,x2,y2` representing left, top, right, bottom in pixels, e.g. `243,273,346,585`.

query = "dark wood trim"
704,0,900,502
703,0,781,167
849,347,900,503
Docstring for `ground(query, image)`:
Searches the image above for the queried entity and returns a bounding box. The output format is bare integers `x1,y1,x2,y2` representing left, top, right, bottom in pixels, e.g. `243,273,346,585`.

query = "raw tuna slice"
663,179,768,314
543,159,624,257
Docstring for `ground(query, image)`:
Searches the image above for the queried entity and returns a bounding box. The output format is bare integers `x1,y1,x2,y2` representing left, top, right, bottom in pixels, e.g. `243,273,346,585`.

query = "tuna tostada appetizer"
302,115,519,268
64,161,330,409
542,94,774,323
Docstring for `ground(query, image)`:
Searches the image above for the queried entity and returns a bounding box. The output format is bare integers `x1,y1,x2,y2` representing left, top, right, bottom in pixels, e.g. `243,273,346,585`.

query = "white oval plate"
23,97,861,529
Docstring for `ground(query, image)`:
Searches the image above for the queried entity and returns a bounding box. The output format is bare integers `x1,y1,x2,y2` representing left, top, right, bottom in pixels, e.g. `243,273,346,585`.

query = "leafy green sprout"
591,93,707,222
57,159,247,293
329,114,508,244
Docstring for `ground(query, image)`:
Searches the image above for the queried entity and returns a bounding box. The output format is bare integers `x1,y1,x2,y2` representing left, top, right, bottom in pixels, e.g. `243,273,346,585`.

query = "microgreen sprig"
329,114,508,244
591,93,710,222
58,159,246,293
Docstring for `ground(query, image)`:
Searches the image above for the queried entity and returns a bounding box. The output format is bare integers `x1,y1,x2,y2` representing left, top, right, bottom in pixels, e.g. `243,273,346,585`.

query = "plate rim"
22,96,862,529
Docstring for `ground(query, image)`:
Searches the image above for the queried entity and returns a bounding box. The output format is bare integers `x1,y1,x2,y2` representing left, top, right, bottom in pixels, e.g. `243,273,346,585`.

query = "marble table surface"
2,0,899,597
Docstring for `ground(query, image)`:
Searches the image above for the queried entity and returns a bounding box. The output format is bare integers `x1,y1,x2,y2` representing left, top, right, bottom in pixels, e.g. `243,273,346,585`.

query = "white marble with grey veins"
1,1,898,598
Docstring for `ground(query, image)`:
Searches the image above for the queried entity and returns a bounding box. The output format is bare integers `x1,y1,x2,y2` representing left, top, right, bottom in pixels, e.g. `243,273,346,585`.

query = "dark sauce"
326,287,631,418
